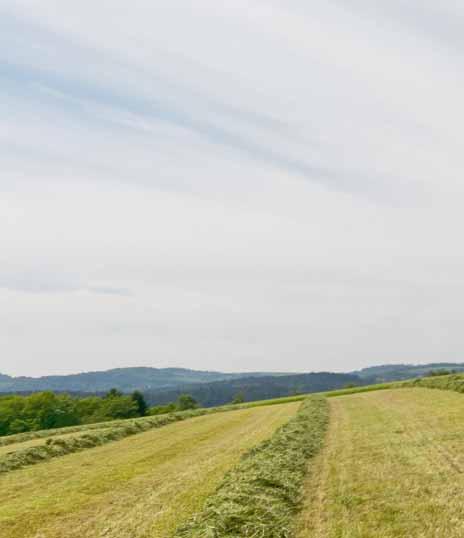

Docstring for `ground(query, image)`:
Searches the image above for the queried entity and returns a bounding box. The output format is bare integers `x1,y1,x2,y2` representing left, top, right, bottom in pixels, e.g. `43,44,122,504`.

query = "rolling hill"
0,367,287,393
143,372,367,407
352,362,464,381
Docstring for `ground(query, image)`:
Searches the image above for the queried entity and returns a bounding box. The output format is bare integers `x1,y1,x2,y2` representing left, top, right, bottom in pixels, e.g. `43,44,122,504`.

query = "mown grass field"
5,382,464,538
0,401,299,538
297,388,464,537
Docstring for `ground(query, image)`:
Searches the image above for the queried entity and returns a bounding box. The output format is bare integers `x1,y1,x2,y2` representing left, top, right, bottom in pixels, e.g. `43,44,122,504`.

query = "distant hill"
352,363,464,382
144,372,368,407
4,362,464,400
0,367,288,394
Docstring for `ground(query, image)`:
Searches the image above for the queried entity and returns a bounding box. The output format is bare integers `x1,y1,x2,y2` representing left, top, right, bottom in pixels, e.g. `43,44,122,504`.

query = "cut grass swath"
175,395,329,538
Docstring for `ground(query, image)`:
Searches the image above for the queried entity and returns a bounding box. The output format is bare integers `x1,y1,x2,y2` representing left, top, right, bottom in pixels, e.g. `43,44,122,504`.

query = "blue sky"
2,1,464,376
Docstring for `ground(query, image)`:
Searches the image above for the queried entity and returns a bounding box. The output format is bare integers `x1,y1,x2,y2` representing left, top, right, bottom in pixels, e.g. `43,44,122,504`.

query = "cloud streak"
1,1,464,376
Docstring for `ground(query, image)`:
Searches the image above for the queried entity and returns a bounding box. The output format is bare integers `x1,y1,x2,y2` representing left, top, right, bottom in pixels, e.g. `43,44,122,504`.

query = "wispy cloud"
1,1,464,375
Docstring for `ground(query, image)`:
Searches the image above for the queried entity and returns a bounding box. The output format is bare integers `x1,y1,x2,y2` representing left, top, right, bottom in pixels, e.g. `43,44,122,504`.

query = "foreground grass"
0,401,298,538
297,388,464,537
176,396,329,538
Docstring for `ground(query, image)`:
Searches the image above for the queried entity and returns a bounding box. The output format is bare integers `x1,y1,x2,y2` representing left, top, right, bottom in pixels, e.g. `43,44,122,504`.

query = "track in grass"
0,401,299,538
297,388,464,538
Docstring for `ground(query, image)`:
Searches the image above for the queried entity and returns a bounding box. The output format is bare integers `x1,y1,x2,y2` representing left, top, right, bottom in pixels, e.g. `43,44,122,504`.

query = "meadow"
0,402,300,538
4,378,464,537
0,396,317,474
297,388,464,537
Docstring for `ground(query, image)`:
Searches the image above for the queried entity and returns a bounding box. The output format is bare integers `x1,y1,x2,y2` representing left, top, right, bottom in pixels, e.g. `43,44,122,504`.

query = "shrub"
176,394,198,411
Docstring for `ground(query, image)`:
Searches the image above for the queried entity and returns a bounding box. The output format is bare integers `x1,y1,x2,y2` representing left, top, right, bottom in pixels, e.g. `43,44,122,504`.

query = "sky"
2,1,464,377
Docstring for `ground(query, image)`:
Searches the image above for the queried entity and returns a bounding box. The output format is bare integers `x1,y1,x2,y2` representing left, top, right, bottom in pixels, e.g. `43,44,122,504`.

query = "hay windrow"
174,396,329,538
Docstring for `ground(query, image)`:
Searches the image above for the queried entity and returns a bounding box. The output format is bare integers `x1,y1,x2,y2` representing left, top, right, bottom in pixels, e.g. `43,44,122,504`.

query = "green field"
0,401,299,538
297,388,464,537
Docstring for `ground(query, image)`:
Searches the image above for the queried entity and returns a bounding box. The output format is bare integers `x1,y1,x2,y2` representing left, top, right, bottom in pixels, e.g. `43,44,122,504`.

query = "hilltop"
2,362,464,400
352,362,464,381
0,367,286,393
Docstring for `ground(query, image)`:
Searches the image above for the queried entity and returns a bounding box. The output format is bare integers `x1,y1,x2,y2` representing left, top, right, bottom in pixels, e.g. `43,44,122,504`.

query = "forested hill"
0,367,287,393
144,372,368,407
352,362,464,382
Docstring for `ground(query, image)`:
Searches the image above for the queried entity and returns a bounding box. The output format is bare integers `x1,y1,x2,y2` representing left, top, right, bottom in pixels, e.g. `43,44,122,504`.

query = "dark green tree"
131,390,148,416
105,388,123,399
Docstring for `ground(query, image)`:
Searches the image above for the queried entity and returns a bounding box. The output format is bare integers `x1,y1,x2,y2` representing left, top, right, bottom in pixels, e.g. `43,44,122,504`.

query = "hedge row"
175,395,329,538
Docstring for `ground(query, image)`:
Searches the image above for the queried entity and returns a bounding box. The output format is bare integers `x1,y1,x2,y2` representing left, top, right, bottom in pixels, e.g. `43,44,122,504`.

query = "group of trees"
148,393,198,415
0,389,149,437
0,386,249,438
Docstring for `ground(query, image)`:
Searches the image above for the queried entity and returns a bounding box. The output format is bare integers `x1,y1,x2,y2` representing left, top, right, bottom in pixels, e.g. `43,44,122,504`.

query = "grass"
322,381,403,398
0,428,114,457
0,380,405,477
404,373,464,394
0,418,129,447
0,381,397,450
0,398,311,474
175,396,329,538
0,401,299,538
0,407,220,474
0,394,312,449
296,388,464,537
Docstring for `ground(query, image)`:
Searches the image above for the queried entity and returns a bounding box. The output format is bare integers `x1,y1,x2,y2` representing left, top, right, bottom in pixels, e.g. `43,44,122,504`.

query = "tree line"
0,389,200,437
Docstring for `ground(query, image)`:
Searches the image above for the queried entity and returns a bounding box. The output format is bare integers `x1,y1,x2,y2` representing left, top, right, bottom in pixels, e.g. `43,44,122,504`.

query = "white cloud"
1,1,464,375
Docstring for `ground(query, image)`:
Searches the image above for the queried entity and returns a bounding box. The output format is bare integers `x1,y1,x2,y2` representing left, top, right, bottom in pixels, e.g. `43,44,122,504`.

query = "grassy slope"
0,401,299,538
297,388,464,537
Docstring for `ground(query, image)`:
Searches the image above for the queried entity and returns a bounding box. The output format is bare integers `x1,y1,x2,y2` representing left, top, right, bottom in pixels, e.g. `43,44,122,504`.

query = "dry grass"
0,394,309,451
175,396,329,538
0,403,292,474
0,401,298,538
296,388,464,537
